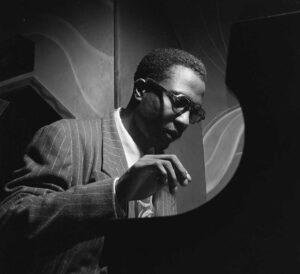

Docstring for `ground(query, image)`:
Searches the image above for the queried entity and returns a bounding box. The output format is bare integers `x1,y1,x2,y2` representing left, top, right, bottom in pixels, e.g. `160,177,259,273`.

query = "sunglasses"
144,78,205,124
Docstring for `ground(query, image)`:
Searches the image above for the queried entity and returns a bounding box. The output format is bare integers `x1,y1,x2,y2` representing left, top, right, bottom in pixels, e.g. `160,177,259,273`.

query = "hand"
115,154,192,204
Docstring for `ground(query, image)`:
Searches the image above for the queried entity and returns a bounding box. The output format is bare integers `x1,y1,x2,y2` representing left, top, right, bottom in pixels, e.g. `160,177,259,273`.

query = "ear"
134,78,146,100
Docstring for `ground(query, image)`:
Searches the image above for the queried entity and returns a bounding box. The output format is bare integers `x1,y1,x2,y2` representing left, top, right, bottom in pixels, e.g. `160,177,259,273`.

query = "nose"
175,110,190,128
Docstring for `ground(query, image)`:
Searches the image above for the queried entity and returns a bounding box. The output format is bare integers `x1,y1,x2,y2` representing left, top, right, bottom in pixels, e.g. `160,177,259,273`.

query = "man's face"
135,65,206,150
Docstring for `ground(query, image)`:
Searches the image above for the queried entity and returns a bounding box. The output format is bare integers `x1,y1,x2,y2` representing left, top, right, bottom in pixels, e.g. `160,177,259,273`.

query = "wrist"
114,177,128,218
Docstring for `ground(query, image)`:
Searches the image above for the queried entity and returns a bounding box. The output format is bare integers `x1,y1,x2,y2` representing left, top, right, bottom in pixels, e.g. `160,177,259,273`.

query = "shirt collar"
114,108,142,168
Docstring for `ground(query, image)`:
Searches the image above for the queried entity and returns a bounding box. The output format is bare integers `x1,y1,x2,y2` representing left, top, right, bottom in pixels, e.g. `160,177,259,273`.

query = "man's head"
125,48,206,151
133,48,206,83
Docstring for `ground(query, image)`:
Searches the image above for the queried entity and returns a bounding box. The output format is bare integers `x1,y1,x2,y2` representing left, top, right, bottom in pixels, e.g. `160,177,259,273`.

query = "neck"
120,108,154,154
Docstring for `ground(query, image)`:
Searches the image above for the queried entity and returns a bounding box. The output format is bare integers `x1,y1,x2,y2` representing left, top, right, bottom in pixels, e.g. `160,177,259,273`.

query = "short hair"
134,48,207,83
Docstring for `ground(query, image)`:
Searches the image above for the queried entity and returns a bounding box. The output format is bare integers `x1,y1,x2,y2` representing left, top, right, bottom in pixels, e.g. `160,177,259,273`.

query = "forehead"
160,65,205,104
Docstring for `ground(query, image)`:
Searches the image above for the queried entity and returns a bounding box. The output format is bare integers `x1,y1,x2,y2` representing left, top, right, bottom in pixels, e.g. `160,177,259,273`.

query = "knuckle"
171,154,178,161
170,154,176,161
164,160,172,168
155,161,162,168
156,162,166,174
154,162,161,169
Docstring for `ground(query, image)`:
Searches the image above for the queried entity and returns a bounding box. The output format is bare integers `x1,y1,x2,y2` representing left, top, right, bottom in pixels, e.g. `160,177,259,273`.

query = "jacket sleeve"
0,120,118,242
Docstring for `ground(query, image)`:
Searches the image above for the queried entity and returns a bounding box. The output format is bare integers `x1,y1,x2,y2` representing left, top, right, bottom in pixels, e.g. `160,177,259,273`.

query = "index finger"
151,154,192,185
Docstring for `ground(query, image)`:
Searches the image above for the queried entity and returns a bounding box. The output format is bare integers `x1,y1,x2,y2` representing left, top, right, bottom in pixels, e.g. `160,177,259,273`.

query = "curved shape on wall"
25,14,114,116
203,106,244,200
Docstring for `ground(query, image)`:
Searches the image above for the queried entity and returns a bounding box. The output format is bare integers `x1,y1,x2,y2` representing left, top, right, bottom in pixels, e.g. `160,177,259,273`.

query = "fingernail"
187,173,192,181
183,179,189,186
173,186,178,193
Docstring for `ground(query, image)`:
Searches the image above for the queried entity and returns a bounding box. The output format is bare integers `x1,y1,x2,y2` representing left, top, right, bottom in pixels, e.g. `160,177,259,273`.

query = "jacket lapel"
101,111,136,218
101,111,128,178
101,111,176,217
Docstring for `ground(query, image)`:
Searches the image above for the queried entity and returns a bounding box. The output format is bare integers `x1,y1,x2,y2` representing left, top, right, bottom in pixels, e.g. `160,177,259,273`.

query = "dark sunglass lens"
173,96,190,108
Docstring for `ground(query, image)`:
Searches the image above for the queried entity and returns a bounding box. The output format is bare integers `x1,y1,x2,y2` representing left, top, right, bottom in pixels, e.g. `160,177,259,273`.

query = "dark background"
1,0,300,273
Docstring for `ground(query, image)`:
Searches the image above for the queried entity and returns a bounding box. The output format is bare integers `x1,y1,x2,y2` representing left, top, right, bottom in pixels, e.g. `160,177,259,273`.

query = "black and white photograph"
0,0,299,273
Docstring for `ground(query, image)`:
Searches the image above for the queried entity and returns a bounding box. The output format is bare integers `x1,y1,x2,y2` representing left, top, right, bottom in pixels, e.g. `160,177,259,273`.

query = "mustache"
169,122,187,137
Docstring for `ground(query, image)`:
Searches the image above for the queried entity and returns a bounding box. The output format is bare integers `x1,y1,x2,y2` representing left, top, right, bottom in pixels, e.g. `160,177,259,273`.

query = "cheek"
138,93,175,130
162,96,173,115
139,93,162,119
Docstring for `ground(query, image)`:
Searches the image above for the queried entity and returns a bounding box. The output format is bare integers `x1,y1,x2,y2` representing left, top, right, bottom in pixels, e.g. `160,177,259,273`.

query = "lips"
164,130,179,141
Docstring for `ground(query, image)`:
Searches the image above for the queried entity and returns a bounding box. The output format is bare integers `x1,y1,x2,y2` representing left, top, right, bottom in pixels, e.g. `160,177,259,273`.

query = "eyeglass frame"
141,78,206,124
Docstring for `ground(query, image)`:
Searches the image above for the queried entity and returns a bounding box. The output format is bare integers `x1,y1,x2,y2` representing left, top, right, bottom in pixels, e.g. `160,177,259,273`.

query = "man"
0,48,206,273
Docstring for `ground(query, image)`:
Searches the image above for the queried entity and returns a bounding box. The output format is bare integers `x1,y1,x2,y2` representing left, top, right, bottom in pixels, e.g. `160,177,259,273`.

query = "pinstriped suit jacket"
0,111,176,274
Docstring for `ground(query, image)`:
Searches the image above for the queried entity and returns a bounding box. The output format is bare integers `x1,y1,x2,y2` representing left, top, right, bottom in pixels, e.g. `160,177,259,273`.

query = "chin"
154,143,169,152
154,136,171,151
160,142,170,150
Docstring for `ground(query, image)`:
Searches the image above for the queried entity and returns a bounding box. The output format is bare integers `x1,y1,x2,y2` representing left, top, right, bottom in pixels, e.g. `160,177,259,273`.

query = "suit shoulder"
42,118,103,134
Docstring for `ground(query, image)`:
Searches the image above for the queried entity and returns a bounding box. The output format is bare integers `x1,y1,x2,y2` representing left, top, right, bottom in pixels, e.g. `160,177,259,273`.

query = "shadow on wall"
0,0,115,119
25,14,114,117
203,106,244,201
